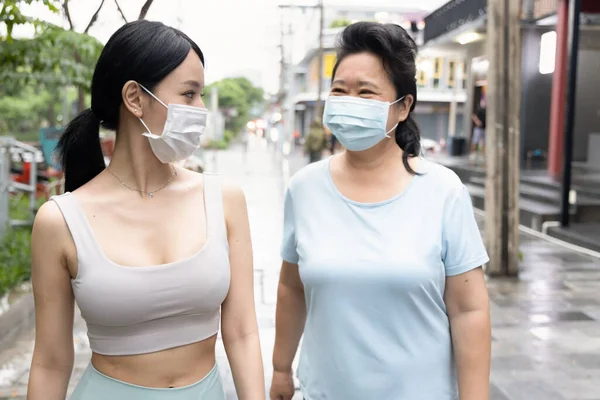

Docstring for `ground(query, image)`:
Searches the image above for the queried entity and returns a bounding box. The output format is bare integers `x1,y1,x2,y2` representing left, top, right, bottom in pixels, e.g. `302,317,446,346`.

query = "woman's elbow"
31,342,75,373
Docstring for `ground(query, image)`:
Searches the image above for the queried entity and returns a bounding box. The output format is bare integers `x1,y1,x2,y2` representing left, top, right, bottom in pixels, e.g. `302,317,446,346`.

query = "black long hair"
57,20,205,192
331,22,421,174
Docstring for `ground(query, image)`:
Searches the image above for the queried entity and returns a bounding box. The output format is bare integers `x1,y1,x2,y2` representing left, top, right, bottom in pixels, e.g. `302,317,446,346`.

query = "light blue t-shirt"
281,157,489,400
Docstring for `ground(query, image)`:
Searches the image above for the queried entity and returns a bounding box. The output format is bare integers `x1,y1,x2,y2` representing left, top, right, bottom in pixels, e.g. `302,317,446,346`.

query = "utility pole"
285,20,296,153
484,0,521,276
279,2,326,121
0,145,9,237
315,0,325,121
560,0,582,227
278,11,286,96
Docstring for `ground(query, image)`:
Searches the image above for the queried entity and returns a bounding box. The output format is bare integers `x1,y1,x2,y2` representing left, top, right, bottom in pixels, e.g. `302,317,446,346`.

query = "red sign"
533,0,600,19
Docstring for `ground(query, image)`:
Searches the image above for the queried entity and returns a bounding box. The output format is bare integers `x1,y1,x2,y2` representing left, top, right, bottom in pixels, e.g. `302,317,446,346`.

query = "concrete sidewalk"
207,139,302,399
0,139,599,399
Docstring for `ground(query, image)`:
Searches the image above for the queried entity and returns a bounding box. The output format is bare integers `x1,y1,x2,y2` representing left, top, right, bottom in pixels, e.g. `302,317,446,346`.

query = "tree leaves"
0,23,103,91
329,18,351,28
205,77,265,133
0,0,60,41
1,0,156,95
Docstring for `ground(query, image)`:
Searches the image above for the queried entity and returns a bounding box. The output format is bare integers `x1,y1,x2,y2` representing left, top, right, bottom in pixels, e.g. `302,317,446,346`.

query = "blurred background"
0,0,599,399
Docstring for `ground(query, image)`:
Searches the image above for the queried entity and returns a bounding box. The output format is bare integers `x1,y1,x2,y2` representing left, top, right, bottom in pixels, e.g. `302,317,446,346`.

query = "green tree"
205,77,265,134
0,85,79,137
0,0,104,112
230,77,264,105
0,0,156,112
0,87,52,134
0,0,60,40
0,26,103,91
329,18,351,28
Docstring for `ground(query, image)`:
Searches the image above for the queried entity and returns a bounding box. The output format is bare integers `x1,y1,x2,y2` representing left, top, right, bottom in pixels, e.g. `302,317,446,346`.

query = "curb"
0,284,35,354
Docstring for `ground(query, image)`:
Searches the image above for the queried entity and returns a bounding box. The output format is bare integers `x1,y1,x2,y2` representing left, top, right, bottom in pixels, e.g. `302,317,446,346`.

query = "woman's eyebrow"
181,80,201,88
358,80,378,89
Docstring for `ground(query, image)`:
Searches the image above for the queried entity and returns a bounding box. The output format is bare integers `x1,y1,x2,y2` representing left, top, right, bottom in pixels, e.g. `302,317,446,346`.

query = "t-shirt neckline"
324,155,428,208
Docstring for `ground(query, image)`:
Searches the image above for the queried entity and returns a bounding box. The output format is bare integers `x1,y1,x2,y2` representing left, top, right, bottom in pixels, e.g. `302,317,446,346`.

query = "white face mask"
138,84,208,164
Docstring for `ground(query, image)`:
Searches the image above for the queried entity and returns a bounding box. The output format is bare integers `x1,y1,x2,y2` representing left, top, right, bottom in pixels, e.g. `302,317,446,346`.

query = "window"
433,58,443,88
448,61,455,89
539,31,556,75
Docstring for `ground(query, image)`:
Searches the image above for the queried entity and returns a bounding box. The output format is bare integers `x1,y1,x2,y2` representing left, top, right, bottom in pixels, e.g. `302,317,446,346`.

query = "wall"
520,27,600,163
520,26,554,161
574,35,600,163
306,51,336,94
412,54,469,141
414,103,465,141
463,39,487,139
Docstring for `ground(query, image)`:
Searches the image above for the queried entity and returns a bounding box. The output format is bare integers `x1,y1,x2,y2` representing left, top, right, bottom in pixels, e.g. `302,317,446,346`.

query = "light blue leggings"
69,363,226,400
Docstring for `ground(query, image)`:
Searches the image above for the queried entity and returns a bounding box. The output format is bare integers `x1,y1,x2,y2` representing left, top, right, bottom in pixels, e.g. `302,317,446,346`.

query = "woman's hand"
270,369,295,400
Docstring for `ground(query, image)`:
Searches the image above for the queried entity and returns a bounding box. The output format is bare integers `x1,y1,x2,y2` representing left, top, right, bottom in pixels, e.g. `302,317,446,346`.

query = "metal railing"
0,137,41,235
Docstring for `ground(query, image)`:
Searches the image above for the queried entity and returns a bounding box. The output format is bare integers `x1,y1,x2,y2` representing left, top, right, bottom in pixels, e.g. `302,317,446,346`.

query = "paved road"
207,138,303,399
0,139,599,399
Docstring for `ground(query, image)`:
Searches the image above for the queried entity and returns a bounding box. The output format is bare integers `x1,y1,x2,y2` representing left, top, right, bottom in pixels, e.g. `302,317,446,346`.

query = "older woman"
270,22,491,400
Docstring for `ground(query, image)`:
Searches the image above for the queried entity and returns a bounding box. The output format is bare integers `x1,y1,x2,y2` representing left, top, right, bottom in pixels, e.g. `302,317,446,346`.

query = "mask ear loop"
139,118,154,136
138,83,168,108
385,95,407,139
137,83,168,138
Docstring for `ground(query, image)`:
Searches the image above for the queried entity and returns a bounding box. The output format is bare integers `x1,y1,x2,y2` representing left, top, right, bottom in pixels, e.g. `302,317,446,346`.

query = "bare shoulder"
212,177,250,238
220,177,247,211
31,200,72,266
33,200,69,238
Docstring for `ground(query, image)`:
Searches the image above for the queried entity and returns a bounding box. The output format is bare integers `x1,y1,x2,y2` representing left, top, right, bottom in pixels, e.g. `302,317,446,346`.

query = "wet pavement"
0,139,599,399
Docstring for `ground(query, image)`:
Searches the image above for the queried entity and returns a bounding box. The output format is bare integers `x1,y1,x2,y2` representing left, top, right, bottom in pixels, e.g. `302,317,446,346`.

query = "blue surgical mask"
323,95,405,152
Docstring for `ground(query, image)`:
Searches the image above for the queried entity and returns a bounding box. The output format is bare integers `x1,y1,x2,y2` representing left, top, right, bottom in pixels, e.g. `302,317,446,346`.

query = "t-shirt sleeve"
281,187,300,264
442,184,489,276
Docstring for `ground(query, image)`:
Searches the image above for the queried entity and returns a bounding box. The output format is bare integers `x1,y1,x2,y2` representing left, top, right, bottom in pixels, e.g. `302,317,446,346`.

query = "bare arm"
27,202,75,400
445,267,491,400
221,182,265,400
272,261,306,374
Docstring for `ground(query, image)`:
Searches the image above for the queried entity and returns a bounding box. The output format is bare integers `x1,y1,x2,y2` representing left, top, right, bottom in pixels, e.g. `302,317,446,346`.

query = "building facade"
421,0,600,171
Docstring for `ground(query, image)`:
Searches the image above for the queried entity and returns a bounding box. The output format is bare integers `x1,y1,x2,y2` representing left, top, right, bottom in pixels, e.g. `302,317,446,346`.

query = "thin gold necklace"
106,164,177,198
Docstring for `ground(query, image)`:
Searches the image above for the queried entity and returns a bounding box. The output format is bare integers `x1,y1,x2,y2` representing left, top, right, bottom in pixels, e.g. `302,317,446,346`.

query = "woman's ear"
396,94,414,123
122,80,144,119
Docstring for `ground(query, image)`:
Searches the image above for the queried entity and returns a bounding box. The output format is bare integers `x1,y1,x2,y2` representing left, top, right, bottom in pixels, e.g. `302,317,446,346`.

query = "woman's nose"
195,98,206,108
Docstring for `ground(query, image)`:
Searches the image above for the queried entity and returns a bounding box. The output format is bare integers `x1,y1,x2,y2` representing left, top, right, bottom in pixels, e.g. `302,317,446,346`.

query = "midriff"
90,334,218,388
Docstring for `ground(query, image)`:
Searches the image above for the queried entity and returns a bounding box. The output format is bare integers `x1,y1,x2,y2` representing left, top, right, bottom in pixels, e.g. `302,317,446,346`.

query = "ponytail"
57,109,106,192
395,114,421,175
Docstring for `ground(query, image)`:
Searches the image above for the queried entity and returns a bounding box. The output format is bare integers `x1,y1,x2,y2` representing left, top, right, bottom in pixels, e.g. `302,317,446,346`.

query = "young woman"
27,20,265,400
271,22,491,400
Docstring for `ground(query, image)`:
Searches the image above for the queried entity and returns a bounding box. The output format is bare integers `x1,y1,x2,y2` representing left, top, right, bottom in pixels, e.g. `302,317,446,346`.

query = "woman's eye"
331,88,344,93
200,92,206,98
184,91,195,99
